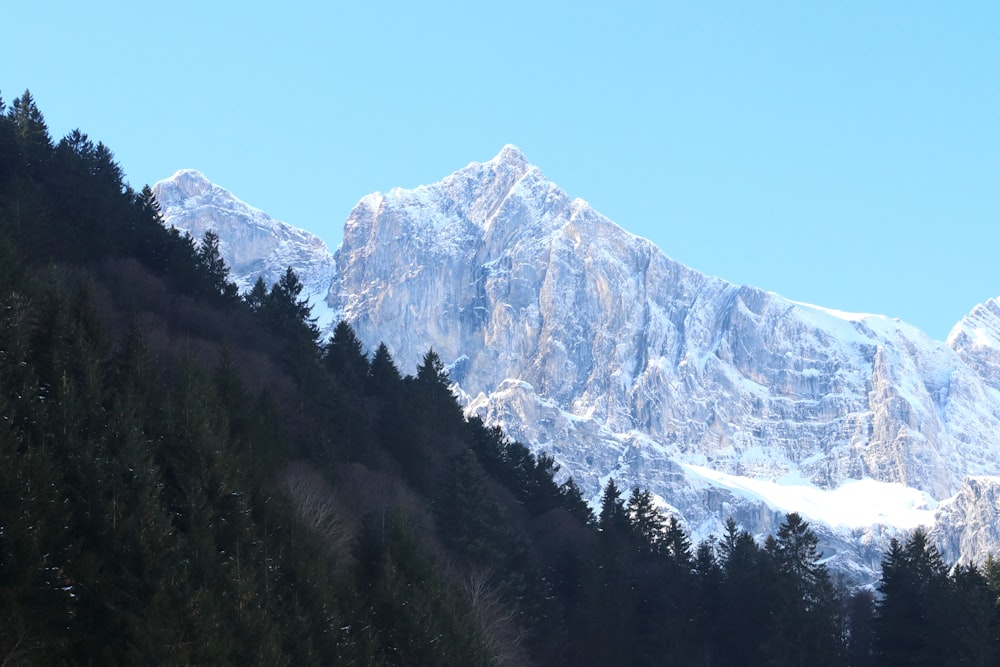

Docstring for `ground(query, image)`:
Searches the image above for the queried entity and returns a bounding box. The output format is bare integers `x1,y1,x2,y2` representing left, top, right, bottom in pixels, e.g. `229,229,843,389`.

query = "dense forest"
1,89,999,666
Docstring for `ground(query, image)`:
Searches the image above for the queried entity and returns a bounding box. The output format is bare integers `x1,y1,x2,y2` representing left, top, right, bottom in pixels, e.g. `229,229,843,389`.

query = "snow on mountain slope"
948,297,1000,392
155,149,1000,579
328,146,1000,577
152,169,338,329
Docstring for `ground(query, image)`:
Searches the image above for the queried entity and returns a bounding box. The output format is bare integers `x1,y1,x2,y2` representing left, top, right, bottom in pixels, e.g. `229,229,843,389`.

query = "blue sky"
7,2,998,339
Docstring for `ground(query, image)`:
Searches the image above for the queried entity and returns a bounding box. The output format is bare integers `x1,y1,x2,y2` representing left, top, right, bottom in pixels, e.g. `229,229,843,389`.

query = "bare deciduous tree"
278,462,350,560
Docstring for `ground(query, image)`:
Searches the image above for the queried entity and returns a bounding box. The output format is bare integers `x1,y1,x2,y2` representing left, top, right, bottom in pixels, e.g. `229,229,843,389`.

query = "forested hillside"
1,89,999,666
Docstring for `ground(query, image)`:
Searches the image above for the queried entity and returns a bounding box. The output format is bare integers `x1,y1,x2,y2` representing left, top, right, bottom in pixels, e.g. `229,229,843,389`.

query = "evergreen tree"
876,529,953,667
367,342,403,397
764,513,843,666
625,487,666,556
558,477,595,525
197,230,238,301
846,589,877,667
691,538,725,663
8,90,52,175
413,348,465,432
322,319,369,388
244,276,269,312
950,563,998,666
598,478,629,539
718,518,774,667
663,514,693,570
265,266,320,345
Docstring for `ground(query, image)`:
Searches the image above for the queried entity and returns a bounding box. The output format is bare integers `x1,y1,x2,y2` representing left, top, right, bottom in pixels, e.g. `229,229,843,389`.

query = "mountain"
158,147,1000,579
153,169,338,328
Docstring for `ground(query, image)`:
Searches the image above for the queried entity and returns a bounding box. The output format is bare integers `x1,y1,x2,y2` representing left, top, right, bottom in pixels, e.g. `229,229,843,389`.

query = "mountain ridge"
156,147,1000,579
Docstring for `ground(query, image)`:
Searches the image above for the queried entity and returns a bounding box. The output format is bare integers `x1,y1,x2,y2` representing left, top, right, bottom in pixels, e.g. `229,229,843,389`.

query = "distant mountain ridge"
155,148,1000,580
153,169,339,328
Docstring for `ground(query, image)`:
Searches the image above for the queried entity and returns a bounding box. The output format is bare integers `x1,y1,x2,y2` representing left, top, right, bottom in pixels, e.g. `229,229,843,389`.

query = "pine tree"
876,529,953,667
764,513,843,666
244,276,269,312
322,320,368,388
625,487,666,556
414,348,465,431
950,563,998,666
8,90,51,175
366,342,402,397
557,477,594,525
718,518,774,667
197,230,238,301
663,514,693,569
846,589,877,667
598,479,629,539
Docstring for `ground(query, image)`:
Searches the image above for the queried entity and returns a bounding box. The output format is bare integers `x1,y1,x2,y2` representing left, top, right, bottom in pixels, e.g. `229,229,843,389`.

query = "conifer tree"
598,479,629,539
198,230,238,300
367,342,402,396
245,276,269,312
626,487,666,555
718,518,773,667
876,529,953,667
663,514,693,569
558,477,595,525
8,90,51,174
414,348,465,431
323,320,368,387
764,513,843,666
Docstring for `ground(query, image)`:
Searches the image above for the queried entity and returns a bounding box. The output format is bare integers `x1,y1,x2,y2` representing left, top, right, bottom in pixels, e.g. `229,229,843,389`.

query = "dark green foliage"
874,528,1000,667
244,275,269,312
598,478,629,538
350,512,489,666
626,487,667,555
8,90,51,176
763,513,844,666
322,319,369,388
876,530,950,666
557,476,594,525
367,341,403,396
197,230,240,301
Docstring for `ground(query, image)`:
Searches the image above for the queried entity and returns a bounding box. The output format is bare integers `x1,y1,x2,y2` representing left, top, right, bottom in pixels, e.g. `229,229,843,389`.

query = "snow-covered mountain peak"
156,169,270,222
491,143,529,169
324,148,1000,578
164,168,211,192
946,297,1000,392
948,297,1000,351
158,149,1000,579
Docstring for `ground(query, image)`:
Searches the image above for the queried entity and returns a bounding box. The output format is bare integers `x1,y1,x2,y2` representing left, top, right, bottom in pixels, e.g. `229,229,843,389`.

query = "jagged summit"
491,143,529,169
160,169,231,202
947,297,1000,392
948,297,1000,350
167,167,208,181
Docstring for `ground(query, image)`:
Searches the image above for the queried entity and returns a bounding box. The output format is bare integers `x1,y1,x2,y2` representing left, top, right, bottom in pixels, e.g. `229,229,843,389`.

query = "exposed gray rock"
156,149,1000,582
948,297,1000,392
932,476,1000,565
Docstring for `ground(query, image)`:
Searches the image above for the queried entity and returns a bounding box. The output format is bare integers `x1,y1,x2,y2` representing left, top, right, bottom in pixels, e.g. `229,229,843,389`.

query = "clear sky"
6,2,999,340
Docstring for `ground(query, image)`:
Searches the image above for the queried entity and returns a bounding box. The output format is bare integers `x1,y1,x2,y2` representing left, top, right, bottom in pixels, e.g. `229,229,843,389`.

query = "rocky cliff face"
153,169,338,327
157,150,1000,580
932,477,1000,564
948,297,1000,393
